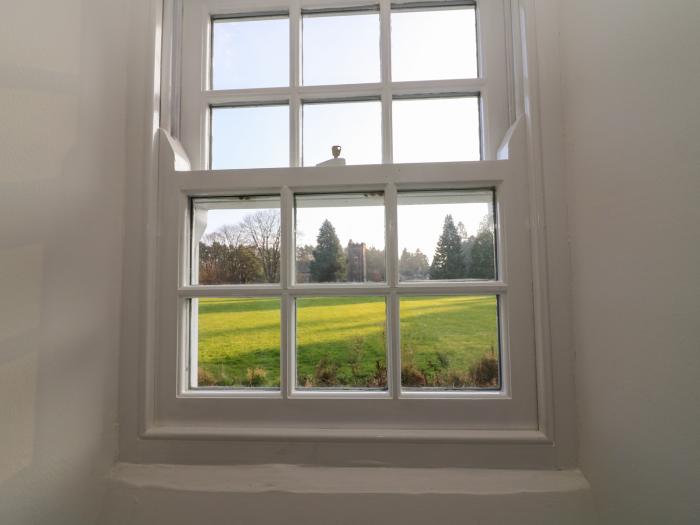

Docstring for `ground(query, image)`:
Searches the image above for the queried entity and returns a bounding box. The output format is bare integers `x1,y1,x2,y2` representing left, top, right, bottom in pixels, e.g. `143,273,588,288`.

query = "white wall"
561,1,700,523
0,1,130,522
2,0,698,523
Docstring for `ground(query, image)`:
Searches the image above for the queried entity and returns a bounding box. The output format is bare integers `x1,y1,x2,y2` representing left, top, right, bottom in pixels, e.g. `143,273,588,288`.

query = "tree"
207,224,245,247
365,247,386,282
228,245,263,283
295,244,314,283
199,222,266,284
197,211,284,284
241,210,281,283
430,214,467,279
198,239,262,285
457,221,468,240
310,220,346,282
399,248,430,280
467,216,495,279
198,241,227,284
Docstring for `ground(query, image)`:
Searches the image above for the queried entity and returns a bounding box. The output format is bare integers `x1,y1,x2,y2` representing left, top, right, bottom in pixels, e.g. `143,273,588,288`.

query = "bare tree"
203,223,245,247
241,210,281,283
200,223,263,284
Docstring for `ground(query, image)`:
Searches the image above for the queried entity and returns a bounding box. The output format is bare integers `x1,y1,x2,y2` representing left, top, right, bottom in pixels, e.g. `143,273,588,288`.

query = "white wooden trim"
140,0,167,439
516,0,556,442
134,0,565,456
142,424,551,444
171,160,517,189
203,79,486,104
177,283,508,297
280,187,295,397
379,0,393,162
384,183,400,399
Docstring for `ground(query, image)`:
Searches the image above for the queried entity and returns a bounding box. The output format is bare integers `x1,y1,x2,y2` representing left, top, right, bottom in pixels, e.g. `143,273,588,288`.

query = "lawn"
196,295,499,389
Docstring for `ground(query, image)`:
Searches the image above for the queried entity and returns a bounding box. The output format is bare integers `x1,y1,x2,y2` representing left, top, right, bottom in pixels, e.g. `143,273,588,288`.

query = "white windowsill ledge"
109,463,589,495
102,464,595,525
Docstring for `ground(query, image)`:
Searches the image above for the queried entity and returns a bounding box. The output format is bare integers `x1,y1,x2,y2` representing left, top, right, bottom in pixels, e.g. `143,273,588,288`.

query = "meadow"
196,295,499,389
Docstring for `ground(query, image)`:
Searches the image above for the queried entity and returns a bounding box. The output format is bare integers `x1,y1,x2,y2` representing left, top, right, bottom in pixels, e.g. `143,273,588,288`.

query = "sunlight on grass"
197,297,281,387
196,295,499,389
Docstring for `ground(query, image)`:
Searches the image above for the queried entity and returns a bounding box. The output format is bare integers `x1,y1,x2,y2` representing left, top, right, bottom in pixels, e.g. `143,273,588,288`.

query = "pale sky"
210,7,479,168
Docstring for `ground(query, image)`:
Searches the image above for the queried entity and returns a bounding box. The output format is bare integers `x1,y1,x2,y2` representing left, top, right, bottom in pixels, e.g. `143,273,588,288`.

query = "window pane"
296,297,387,390
400,295,499,390
398,190,496,281
295,193,385,283
193,297,281,389
302,12,380,85
211,105,289,169
393,97,481,162
302,100,382,166
192,196,281,285
212,17,289,90
391,7,477,81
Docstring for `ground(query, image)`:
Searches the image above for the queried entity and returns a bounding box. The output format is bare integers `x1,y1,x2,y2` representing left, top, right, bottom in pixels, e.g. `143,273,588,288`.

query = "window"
153,0,546,441
187,187,501,395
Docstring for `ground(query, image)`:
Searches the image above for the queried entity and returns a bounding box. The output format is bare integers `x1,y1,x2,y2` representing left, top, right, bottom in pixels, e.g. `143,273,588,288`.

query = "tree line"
297,215,494,282
198,212,494,284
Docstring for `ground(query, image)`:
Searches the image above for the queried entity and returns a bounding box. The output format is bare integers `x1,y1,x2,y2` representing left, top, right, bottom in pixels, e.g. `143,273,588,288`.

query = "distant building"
346,241,367,282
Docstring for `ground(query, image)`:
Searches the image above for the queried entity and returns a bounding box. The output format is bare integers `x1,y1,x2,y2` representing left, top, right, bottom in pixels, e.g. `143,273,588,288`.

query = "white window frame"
138,0,564,460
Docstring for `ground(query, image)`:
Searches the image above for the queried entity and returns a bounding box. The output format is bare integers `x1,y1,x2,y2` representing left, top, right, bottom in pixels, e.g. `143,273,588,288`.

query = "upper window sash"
178,0,511,169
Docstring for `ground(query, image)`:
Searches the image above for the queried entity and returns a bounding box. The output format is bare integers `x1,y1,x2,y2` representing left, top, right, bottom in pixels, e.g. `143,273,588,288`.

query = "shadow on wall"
0,0,129,522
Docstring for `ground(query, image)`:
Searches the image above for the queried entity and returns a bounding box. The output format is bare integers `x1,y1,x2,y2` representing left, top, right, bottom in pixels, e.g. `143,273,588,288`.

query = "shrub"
369,360,387,388
436,352,450,370
347,337,365,383
401,362,427,387
314,356,339,386
425,352,451,385
299,374,314,388
444,369,470,388
197,368,218,386
246,367,267,387
469,348,499,387
401,344,427,387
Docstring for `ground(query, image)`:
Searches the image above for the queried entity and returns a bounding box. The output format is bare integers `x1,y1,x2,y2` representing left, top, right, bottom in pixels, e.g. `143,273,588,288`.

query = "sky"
204,7,485,262
210,7,479,168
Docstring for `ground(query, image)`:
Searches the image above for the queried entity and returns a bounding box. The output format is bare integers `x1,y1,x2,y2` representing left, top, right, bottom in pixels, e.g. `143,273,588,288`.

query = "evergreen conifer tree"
468,217,496,279
310,220,346,282
430,214,467,279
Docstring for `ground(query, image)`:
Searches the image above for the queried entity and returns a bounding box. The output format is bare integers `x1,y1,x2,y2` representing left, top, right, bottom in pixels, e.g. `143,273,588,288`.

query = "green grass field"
196,295,499,389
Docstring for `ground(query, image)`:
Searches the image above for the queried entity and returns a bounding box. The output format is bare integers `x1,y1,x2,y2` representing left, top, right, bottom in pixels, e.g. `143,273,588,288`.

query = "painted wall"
561,1,700,523
0,1,130,522
2,0,698,523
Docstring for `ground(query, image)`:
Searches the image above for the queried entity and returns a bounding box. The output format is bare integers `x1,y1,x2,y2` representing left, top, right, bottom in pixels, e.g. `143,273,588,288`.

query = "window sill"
108,462,590,495
102,463,594,525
